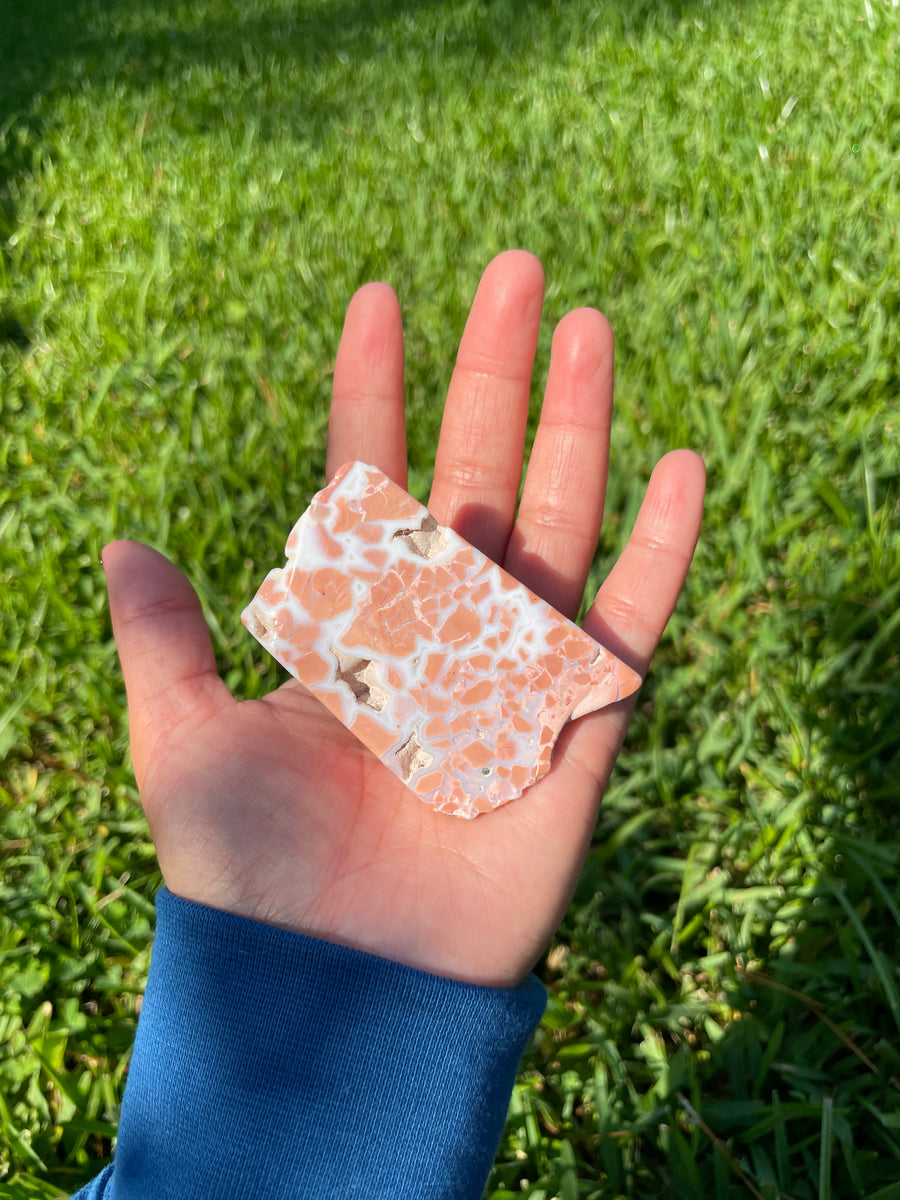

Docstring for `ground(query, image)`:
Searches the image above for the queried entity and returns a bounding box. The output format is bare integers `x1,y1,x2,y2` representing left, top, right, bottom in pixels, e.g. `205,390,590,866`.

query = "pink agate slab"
242,462,642,818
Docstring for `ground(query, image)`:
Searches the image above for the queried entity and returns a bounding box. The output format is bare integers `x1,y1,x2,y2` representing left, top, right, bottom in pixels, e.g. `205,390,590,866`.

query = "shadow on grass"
706,658,900,1194
723,556,899,1191
0,0,754,349
580,568,897,1190
2,0,749,136
529,496,900,1196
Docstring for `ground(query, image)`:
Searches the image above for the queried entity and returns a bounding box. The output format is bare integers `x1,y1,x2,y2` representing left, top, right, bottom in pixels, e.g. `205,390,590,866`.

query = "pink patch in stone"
242,462,642,819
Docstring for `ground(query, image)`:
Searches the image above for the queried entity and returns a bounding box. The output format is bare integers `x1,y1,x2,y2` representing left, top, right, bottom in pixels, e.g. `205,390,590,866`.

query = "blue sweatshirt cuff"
74,888,546,1199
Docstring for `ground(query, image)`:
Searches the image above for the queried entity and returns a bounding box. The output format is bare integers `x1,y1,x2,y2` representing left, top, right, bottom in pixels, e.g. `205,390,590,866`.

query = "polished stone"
243,462,642,818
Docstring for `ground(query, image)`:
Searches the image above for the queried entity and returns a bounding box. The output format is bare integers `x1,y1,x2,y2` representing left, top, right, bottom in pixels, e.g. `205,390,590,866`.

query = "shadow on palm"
143,635,623,986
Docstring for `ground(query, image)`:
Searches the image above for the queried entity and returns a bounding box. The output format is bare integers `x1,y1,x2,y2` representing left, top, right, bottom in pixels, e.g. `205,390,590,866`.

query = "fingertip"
687,448,707,486
480,249,545,303
650,449,707,523
657,446,706,477
632,451,705,554
553,305,612,340
102,540,176,585
346,280,401,317
487,244,542,279
101,538,127,561
454,251,545,379
101,538,143,571
101,538,132,579
340,282,403,362
103,543,202,639
102,539,222,767
488,247,544,271
550,307,614,377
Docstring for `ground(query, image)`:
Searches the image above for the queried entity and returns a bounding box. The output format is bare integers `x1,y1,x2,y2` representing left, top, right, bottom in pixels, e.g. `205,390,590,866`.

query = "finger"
587,448,706,671
503,307,614,618
103,540,231,787
327,282,407,487
429,250,544,561
560,449,706,783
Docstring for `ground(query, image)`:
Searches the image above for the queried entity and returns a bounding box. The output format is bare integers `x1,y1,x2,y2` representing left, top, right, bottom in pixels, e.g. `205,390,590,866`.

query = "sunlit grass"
2,0,899,1195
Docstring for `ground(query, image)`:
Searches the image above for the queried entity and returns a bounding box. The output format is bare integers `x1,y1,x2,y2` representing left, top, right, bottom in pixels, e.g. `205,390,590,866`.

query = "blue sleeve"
72,888,546,1200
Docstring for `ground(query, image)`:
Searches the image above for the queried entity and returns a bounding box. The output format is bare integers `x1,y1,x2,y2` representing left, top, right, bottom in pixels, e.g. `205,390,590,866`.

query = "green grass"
2,0,899,1195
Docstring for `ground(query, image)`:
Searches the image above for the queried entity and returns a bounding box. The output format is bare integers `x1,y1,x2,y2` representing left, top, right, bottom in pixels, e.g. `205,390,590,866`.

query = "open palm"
104,252,705,987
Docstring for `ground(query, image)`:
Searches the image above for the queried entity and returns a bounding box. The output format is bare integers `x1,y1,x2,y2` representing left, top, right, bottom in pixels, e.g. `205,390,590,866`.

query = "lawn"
2,0,899,1196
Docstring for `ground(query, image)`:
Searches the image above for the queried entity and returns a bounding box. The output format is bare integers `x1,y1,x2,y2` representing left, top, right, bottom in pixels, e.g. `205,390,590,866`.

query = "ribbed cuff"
101,888,545,1200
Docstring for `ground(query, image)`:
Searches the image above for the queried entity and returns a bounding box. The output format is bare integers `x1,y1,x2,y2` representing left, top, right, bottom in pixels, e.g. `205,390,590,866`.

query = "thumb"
103,540,230,787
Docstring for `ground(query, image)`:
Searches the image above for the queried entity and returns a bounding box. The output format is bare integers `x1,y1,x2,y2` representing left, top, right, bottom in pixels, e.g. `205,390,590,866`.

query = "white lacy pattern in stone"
242,462,642,818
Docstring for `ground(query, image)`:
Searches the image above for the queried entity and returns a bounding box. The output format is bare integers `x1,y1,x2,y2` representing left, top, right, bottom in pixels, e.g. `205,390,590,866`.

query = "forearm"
72,888,545,1200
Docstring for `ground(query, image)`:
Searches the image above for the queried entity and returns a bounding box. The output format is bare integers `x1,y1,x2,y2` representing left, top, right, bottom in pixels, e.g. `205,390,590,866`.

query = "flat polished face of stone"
243,462,642,819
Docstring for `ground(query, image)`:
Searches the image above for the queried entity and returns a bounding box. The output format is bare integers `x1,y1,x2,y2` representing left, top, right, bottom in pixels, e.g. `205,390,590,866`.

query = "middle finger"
428,250,545,562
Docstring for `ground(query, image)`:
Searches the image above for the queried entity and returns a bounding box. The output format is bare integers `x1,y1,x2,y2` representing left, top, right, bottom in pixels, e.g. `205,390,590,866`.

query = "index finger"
327,282,408,487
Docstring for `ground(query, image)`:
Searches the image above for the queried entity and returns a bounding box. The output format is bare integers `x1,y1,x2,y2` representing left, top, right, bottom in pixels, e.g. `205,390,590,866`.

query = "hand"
103,251,705,987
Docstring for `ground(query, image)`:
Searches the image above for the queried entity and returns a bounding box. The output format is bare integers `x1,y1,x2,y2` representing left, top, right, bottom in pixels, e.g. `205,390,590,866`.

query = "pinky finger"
584,449,706,673
560,449,705,788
